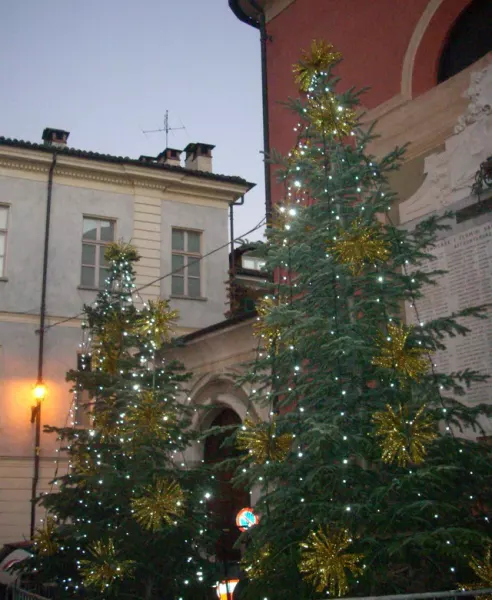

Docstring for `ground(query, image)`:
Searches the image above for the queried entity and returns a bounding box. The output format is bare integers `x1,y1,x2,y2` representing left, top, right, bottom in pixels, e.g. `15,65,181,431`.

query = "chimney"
184,143,215,172
42,128,70,148
156,147,182,167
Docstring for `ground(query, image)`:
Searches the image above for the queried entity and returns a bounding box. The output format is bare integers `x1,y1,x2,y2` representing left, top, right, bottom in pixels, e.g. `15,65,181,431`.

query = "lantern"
216,579,239,600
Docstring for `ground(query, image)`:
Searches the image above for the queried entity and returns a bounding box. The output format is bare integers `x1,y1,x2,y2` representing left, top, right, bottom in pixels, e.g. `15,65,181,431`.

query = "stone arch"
188,370,259,434
189,372,253,564
401,0,471,99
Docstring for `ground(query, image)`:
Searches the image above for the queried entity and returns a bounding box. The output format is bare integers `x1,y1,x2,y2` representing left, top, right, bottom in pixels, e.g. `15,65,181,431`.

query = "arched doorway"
204,408,250,564
438,0,492,83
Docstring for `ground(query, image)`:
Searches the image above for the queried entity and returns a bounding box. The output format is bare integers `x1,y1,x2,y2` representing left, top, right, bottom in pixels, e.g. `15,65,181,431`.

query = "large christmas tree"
31,243,217,600
234,43,492,599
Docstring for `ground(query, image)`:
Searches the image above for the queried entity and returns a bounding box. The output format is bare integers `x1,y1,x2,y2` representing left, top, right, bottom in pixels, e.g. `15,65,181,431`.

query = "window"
81,217,115,288
171,228,202,297
438,0,492,84
0,206,9,277
241,255,265,271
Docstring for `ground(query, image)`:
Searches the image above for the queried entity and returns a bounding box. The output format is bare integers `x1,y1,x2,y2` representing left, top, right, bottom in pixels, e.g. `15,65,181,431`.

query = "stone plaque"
405,220,492,407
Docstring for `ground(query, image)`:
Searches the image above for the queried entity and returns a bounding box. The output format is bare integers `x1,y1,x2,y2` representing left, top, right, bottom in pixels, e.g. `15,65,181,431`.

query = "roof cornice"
0,140,254,203
0,137,254,191
228,0,260,28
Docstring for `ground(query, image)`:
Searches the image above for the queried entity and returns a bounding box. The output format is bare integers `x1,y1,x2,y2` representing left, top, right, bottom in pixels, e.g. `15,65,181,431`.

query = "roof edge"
0,136,255,191
176,311,256,343
229,0,260,28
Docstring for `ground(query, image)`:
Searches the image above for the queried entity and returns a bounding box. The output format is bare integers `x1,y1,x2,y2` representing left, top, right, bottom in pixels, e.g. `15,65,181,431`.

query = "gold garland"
372,404,438,467
329,220,390,274
299,527,364,596
236,419,292,464
79,539,135,591
131,478,185,532
372,323,429,383
293,41,342,91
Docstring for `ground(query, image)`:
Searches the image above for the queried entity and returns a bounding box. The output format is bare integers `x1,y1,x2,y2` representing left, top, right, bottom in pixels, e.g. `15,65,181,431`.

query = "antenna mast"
142,110,185,146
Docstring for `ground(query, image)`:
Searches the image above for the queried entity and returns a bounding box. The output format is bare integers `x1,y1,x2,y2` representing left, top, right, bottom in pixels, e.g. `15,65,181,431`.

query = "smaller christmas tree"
31,242,218,600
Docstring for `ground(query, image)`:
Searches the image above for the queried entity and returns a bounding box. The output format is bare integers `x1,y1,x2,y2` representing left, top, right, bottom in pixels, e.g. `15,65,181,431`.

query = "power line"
133,217,266,295
41,218,266,333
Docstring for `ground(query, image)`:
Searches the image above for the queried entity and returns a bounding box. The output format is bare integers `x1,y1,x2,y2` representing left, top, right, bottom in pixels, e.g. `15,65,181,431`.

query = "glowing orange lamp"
216,579,239,600
33,383,47,401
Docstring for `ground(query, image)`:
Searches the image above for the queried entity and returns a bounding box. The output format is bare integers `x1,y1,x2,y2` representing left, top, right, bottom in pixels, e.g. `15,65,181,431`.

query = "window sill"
78,285,102,292
170,294,207,302
0,277,8,282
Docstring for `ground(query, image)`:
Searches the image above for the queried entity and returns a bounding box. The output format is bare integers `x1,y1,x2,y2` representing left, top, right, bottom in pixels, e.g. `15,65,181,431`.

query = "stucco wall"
0,176,134,316
0,320,78,542
160,200,229,329
0,163,245,543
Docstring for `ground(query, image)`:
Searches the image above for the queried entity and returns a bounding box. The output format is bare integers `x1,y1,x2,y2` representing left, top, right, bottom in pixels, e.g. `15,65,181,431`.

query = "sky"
0,0,265,240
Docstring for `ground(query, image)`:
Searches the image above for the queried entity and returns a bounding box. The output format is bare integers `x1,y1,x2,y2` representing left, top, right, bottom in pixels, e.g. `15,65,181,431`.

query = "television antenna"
142,110,186,147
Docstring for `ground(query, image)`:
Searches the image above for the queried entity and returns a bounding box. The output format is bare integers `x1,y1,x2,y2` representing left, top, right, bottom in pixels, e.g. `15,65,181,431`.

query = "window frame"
0,205,10,278
80,216,116,289
171,228,203,298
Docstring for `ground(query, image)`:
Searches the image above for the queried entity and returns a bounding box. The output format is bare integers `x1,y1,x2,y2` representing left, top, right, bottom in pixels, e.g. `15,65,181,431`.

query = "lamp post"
30,381,46,538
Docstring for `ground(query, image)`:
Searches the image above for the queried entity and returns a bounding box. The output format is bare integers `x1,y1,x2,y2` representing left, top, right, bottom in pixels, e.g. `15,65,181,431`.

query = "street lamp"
33,382,47,402
216,579,239,600
30,380,46,538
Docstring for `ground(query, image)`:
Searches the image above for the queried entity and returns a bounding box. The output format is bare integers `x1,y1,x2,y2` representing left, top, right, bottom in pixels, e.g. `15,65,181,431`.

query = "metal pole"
229,196,245,314
31,151,57,539
342,589,492,600
250,0,272,228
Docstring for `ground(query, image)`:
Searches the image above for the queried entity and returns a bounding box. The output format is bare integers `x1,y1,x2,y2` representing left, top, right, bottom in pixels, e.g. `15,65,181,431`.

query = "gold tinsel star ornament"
242,544,273,581
131,478,185,532
104,240,140,263
124,391,177,440
329,220,390,275
253,295,285,351
372,404,438,467
33,516,59,557
372,323,429,382
306,93,356,138
90,310,130,375
470,547,492,586
79,539,135,591
293,41,342,91
139,299,178,347
236,419,292,464
299,527,364,596
461,546,492,600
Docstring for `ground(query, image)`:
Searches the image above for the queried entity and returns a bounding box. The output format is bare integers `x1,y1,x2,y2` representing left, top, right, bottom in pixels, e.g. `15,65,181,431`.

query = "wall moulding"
364,53,492,162
0,147,250,203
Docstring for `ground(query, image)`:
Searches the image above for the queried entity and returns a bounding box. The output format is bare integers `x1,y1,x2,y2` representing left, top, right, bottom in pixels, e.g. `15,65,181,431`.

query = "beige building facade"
0,131,253,543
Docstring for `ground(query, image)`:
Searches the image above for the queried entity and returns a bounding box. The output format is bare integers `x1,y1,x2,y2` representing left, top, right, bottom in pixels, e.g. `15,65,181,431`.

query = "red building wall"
265,0,470,205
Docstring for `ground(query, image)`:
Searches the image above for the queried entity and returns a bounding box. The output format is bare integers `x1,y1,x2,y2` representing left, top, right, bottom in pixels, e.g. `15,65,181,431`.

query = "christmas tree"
234,42,492,599
31,243,217,600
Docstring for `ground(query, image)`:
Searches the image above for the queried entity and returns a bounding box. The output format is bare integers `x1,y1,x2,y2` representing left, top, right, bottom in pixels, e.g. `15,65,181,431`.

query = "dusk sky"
0,0,265,240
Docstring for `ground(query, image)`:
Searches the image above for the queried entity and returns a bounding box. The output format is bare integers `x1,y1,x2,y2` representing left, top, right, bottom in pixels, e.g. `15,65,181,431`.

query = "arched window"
204,408,250,563
438,0,492,83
